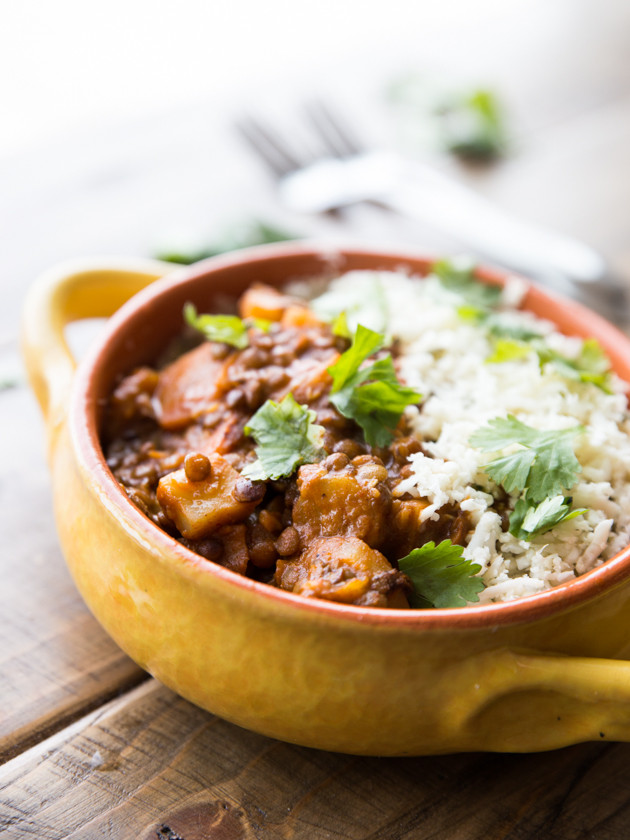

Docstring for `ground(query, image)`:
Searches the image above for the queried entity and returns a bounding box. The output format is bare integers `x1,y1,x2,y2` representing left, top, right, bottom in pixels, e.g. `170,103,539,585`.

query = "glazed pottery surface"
21,245,630,755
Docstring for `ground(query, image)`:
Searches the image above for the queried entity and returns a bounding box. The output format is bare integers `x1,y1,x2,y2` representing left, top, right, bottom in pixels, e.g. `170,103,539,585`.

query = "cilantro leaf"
537,338,612,393
328,325,422,447
328,324,384,391
483,448,537,495
184,303,249,349
247,317,273,333
398,540,485,608
468,310,612,392
469,414,542,450
456,304,487,322
485,338,532,364
436,88,507,162
158,219,297,265
332,356,423,448
528,435,584,502
486,317,543,342
470,415,584,503
331,310,351,339
509,496,587,540
432,259,502,311
242,393,326,480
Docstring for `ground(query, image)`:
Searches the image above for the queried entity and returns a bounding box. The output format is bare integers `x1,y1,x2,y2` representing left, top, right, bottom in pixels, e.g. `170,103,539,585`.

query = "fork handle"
382,163,607,287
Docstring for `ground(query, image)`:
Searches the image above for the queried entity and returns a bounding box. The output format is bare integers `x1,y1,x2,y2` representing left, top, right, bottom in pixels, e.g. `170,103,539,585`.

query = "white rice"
304,268,630,604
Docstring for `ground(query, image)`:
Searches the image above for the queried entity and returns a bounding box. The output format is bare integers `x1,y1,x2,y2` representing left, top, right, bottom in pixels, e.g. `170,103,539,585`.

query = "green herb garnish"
328,324,422,447
486,317,543,342
247,317,273,333
0,377,20,392
508,495,587,540
485,338,532,364
184,303,249,349
436,88,507,162
481,327,613,393
470,415,584,503
432,259,502,311
470,415,586,539
242,393,326,480
398,540,485,608
331,310,351,339
537,338,612,393
157,219,297,265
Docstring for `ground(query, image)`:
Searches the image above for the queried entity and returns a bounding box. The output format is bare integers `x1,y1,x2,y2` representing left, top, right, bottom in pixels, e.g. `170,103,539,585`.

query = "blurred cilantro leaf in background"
386,74,508,163
157,218,297,265
435,88,507,162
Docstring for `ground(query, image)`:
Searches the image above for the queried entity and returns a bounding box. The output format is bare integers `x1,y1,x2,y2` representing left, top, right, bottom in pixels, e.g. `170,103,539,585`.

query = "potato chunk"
275,536,409,607
291,455,391,548
156,454,259,539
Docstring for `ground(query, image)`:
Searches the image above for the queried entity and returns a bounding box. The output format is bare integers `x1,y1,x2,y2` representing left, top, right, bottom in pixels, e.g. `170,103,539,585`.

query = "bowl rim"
71,241,630,630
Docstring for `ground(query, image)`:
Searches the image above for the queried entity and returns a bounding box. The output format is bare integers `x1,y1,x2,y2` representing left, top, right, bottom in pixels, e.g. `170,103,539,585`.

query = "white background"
1,0,536,157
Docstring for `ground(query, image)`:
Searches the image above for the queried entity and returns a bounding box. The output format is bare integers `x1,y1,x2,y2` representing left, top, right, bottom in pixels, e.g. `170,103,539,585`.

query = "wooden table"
2,2,630,836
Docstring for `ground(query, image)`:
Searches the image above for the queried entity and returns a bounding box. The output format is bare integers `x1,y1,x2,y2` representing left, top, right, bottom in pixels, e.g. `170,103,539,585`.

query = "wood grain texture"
0,385,147,762
2,679,630,840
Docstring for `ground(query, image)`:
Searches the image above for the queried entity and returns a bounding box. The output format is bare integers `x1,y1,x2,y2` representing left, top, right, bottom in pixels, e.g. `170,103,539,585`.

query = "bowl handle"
21,258,176,457
449,648,630,751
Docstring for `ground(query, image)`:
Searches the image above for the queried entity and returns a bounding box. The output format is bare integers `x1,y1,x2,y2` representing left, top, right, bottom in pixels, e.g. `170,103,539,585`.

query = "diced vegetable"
291,456,390,548
238,283,296,322
154,343,228,430
156,454,260,539
275,536,408,607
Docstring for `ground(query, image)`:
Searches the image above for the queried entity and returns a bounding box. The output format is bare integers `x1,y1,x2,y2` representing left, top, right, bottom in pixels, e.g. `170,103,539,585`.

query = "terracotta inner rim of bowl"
72,243,630,629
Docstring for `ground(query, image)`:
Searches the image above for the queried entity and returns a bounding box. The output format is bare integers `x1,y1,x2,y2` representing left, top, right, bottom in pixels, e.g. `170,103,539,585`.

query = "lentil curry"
104,281,472,609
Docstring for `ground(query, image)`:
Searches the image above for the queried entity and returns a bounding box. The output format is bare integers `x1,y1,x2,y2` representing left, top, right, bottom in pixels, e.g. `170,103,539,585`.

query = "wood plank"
2,678,630,840
0,382,147,762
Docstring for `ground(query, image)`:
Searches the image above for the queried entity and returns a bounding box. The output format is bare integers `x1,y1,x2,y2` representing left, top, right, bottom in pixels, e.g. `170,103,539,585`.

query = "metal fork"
236,102,627,322
238,101,363,180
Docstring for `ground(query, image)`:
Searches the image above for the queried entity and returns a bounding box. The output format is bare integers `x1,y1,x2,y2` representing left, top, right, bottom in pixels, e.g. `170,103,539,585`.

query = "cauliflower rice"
302,267,630,604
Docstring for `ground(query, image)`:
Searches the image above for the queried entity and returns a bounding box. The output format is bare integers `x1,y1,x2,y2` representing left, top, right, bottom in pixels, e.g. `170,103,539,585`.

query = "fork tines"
304,99,363,159
236,101,364,181
236,116,302,179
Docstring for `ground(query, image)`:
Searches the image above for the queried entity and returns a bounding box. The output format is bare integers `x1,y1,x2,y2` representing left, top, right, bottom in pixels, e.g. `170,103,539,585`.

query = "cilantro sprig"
328,324,422,447
509,495,587,540
536,338,612,392
242,393,326,481
184,304,272,350
485,338,532,364
158,219,297,265
398,540,485,608
435,88,507,162
432,259,502,312
470,415,583,502
470,415,586,539
483,328,613,393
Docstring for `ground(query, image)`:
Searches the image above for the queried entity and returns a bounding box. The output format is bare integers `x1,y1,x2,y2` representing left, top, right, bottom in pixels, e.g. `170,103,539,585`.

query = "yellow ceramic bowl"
22,244,630,755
